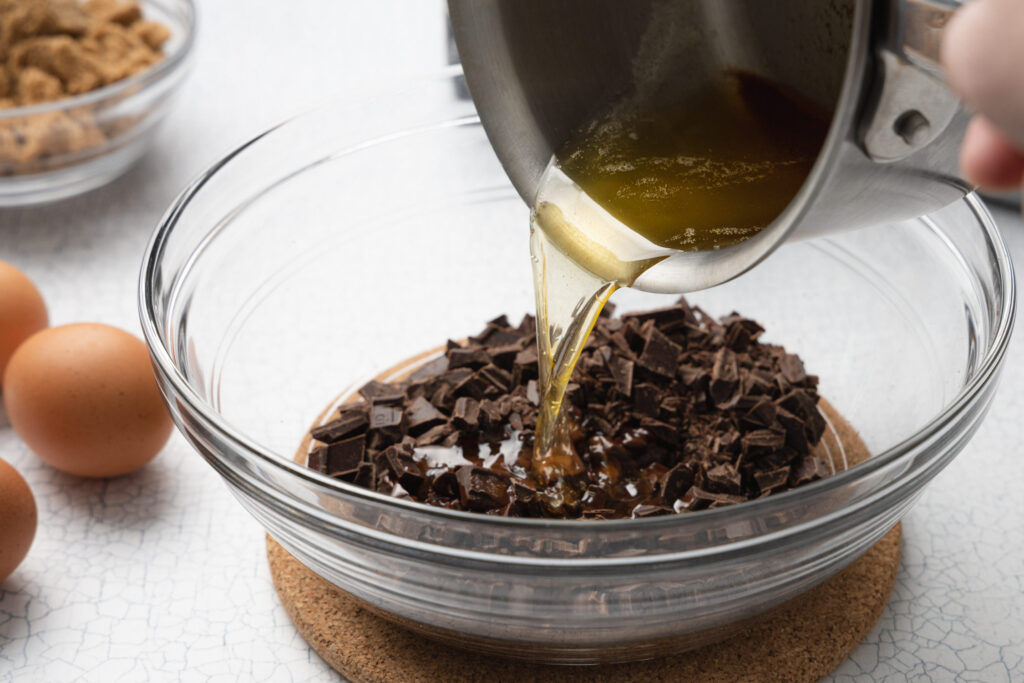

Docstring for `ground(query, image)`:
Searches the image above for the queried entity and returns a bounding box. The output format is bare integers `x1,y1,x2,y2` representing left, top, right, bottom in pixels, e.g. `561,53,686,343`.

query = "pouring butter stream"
529,72,830,484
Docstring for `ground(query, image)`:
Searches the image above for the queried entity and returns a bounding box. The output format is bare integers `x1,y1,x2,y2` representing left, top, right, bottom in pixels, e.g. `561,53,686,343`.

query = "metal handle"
861,0,963,162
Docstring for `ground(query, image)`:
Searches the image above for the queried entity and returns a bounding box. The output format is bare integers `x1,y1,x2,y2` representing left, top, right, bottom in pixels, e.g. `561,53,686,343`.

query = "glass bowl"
139,71,1015,664
0,0,195,207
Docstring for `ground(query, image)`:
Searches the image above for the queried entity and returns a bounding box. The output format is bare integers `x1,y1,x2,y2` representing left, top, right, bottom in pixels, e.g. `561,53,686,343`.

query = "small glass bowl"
140,71,1015,664
0,0,195,206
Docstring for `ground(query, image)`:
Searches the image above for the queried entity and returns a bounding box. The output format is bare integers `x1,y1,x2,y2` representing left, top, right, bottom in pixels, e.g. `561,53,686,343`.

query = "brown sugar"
0,0,169,108
0,0,170,174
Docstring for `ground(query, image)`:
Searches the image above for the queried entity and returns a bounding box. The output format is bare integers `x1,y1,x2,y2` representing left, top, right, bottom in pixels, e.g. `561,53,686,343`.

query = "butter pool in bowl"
139,72,1014,663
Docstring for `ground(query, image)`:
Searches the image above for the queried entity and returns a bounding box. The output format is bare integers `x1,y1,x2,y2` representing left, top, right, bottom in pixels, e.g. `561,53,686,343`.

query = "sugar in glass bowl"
139,71,1014,664
0,0,195,206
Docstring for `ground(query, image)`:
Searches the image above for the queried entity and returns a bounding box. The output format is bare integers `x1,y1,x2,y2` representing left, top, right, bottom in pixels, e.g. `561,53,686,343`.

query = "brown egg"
0,260,48,383
3,323,173,478
0,457,37,583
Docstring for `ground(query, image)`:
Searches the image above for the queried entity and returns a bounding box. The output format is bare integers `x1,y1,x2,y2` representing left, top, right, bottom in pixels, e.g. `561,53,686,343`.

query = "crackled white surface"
1,1,1023,681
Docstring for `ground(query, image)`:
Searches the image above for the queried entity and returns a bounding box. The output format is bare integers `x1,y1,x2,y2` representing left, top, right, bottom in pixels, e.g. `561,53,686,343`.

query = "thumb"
942,0,1024,152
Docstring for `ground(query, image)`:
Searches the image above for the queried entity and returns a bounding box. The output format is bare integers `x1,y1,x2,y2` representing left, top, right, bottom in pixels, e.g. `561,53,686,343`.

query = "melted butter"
529,72,831,486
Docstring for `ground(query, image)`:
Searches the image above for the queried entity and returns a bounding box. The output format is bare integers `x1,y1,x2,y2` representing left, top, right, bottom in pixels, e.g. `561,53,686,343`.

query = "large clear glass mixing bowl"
139,71,1015,664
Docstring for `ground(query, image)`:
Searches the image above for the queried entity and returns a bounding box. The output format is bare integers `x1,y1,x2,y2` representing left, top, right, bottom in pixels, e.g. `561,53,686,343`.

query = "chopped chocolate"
304,296,832,519
451,397,480,430
310,411,369,444
448,347,492,370
405,396,446,436
325,435,365,475
368,404,404,446
456,466,512,512
637,324,682,378
358,380,404,404
307,444,326,473
709,347,741,409
409,355,449,382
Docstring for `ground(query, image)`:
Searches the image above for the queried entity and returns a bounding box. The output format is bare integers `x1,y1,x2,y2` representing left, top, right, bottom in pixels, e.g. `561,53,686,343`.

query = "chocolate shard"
307,445,327,473
632,383,661,418
415,422,453,447
455,466,511,512
447,347,492,370
358,380,404,405
740,398,777,429
631,504,672,518
478,363,513,392
741,429,786,456
776,406,810,453
431,470,460,500
409,355,449,382
777,389,826,441
709,347,741,409
430,383,454,412
755,466,791,493
488,344,521,371
622,302,694,332
353,462,376,488
789,454,824,487
779,353,807,384
478,399,502,430
451,397,480,430
311,411,369,444
405,396,446,436
453,372,489,400
688,487,747,506
637,324,682,377
661,463,695,502
437,367,473,387
704,463,742,494
325,435,365,476
609,356,635,397
383,444,424,494
639,417,679,445
368,404,404,446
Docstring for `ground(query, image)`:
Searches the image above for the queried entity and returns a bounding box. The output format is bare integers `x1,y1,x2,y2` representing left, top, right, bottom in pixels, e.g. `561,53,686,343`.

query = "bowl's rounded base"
267,524,900,677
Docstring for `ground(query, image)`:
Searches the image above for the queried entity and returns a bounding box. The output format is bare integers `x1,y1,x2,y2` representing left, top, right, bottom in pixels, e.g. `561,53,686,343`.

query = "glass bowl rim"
138,72,1017,533
0,0,196,121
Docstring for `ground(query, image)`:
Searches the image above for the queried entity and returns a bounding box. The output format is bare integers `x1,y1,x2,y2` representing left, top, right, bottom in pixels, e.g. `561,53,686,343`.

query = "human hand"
942,0,1024,191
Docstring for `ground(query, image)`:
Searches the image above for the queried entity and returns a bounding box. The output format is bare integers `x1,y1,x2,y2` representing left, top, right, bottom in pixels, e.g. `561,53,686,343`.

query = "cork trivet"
268,524,899,683
277,368,894,682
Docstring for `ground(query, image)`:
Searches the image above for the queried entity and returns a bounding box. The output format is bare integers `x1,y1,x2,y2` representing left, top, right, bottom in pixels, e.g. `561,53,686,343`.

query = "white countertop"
1,1,1022,681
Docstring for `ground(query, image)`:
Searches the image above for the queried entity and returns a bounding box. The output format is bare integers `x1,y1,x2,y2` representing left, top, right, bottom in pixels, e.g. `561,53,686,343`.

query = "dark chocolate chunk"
415,422,453,446
311,411,369,444
353,462,375,488
307,445,326,473
325,435,365,475
451,397,480,430
453,372,489,399
632,383,661,418
405,396,446,436
636,324,682,378
661,463,694,502
448,347,492,370
358,380,404,405
409,355,449,382
755,466,791,493
455,466,511,512
779,353,807,384
368,404,403,445
704,463,742,493
609,356,634,396
478,364,512,392
709,347,740,409
383,444,424,494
